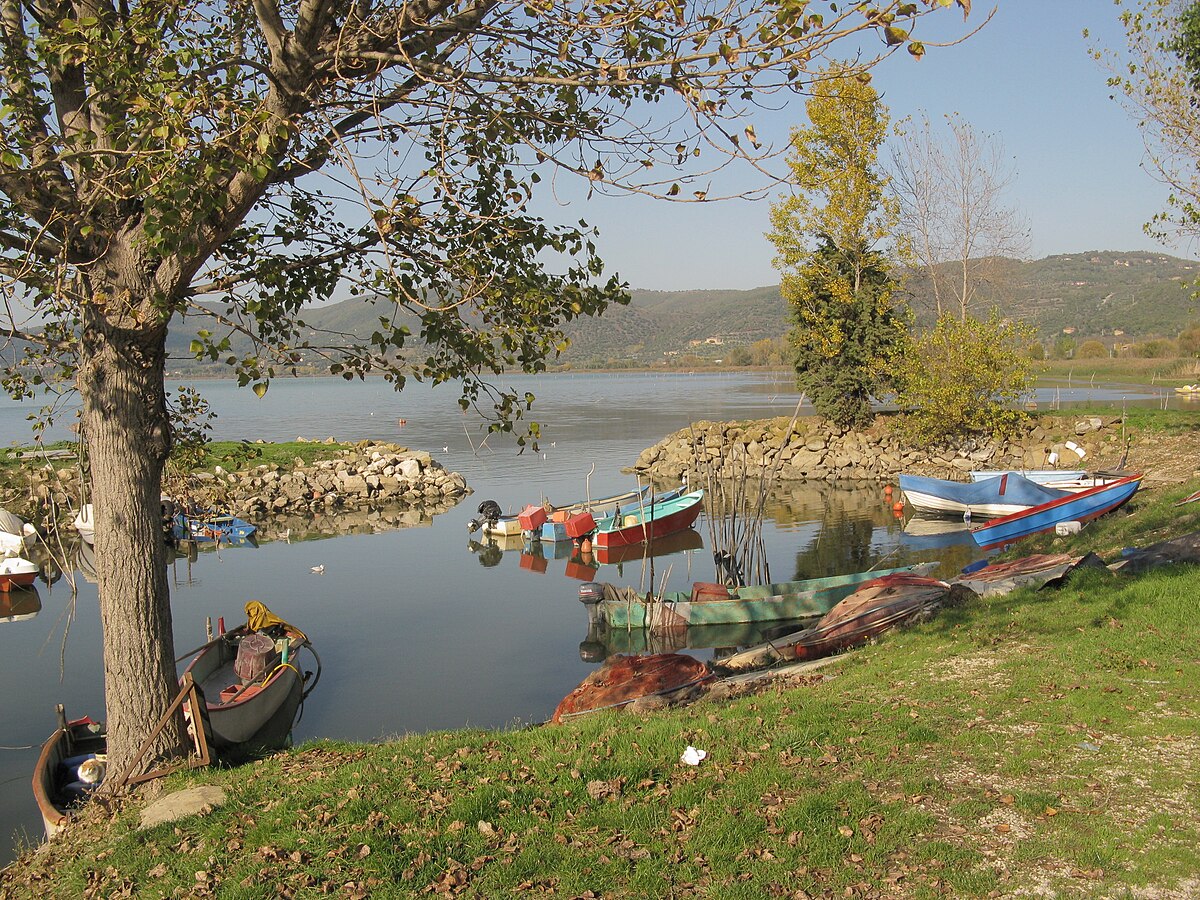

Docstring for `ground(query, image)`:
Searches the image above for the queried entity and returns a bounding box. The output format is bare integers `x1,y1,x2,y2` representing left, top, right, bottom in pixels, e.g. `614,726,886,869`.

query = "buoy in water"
579,537,592,553
884,484,893,496
397,418,407,426
892,501,904,514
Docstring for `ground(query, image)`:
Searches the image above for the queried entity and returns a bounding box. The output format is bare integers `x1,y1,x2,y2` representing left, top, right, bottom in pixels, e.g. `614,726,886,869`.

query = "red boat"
0,556,38,592
592,489,704,549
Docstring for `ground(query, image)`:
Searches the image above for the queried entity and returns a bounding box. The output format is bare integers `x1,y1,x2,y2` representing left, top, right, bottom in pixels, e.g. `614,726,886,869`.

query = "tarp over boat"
900,472,1070,518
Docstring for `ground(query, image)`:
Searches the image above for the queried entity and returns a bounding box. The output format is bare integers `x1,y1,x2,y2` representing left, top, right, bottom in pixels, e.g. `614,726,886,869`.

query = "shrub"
896,311,1038,446
1077,339,1109,359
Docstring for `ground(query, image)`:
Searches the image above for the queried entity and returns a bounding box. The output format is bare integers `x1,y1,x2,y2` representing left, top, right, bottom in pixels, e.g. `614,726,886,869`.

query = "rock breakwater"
10,440,469,538
175,440,470,522
629,415,1127,482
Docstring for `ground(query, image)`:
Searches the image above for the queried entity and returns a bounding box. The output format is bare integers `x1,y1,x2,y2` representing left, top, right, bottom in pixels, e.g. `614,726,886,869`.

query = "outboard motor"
578,582,606,630
578,582,604,606
468,499,503,533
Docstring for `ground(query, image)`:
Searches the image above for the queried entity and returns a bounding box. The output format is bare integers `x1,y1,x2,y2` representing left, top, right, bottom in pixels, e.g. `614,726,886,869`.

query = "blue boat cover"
900,473,1070,509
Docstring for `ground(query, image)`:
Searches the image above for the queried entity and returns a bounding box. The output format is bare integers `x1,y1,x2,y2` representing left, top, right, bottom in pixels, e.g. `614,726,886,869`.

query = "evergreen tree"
788,238,909,429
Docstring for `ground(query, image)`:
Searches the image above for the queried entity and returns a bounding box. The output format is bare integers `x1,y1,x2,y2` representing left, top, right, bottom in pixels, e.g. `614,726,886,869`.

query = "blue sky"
571,1,1182,292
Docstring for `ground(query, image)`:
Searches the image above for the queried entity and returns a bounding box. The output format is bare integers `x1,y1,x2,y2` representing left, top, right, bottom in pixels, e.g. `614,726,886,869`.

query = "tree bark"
78,297,185,776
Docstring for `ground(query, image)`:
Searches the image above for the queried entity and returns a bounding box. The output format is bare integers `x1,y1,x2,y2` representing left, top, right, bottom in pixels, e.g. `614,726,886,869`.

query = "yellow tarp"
244,600,307,643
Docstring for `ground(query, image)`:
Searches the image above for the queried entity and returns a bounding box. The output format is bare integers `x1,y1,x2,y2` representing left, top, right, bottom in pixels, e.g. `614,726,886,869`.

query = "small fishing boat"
32,709,108,838
716,573,951,672
970,473,1143,552
899,472,1070,519
469,485,657,540
173,509,257,544
579,562,941,630
551,652,712,723
0,556,39,592
180,602,320,760
591,489,705,549
538,486,685,543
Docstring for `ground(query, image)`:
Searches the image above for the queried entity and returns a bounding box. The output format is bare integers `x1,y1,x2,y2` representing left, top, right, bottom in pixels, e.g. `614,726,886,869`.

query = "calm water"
0,372,1170,863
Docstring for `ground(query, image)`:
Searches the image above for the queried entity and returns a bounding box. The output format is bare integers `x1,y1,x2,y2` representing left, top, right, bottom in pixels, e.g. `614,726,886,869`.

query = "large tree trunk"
78,299,186,776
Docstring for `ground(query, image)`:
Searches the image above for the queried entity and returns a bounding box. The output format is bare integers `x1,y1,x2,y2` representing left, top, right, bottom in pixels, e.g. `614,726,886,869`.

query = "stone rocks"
171,441,471,526
628,415,1127,483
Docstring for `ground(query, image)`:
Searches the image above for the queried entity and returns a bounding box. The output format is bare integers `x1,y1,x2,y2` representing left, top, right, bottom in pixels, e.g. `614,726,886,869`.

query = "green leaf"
252,382,268,398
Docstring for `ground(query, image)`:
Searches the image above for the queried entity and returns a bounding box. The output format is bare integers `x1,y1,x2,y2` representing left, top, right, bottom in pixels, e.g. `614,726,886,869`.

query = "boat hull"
592,527,703,565
592,490,704,549
593,563,939,629
970,474,1143,552
0,558,38,592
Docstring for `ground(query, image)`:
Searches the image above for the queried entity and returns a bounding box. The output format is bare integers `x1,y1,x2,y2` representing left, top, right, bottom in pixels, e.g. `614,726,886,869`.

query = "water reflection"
0,586,40,624
579,616,815,661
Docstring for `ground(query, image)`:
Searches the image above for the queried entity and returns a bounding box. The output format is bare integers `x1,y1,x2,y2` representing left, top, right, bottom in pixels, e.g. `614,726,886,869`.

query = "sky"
566,1,1183,292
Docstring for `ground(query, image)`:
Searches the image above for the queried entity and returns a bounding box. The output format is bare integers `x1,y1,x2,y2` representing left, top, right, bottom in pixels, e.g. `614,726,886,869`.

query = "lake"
0,372,1172,863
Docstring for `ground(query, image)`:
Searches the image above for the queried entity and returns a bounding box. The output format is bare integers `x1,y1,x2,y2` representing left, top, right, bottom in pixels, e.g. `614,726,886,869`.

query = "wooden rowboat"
970,473,1143,552
580,562,940,631
32,710,107,839
591,489,705,549
0,556,38,592
180,603,319,761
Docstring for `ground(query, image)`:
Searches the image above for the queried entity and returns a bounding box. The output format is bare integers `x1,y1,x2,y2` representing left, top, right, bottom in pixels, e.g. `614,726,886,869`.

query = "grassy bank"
4,481,1200,898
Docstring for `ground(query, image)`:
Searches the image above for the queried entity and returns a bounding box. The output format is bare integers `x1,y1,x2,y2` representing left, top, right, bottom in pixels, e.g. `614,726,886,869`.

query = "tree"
1095,1,1200,243
767,68,909,429
890,112,1030,321
1077,339,1110,359
896,311,1037,446
0,0,974,775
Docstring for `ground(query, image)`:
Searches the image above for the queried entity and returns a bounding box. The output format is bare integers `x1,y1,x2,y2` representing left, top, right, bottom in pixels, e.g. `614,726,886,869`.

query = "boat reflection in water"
579,615,817,662
469,527,704,582
0,585,41,624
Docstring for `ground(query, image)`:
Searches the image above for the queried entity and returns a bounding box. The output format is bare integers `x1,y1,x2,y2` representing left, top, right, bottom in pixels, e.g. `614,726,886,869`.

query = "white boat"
0,507,39,553
73,504,94,542
900,473,1071,519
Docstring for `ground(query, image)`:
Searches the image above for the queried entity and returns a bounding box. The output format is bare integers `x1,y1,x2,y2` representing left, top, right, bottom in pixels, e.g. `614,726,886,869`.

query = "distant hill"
161,250,1199,373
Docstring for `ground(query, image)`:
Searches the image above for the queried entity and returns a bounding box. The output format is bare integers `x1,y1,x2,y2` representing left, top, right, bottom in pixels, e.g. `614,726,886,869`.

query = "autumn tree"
0,0,973,775
896,311,1036,445
767,68,909,429
1096,0,1200,243
890,112,1030,321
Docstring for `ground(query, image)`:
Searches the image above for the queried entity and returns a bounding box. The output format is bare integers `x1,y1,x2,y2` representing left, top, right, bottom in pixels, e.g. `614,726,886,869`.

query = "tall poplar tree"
767,68,908,429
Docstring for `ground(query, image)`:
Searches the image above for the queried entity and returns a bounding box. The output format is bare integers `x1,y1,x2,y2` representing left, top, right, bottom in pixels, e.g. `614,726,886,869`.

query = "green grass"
179,439,352,474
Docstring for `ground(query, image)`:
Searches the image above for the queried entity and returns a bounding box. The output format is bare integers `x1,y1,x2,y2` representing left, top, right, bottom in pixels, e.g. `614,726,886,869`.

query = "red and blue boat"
592,489,704,549
970,473,1143,552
